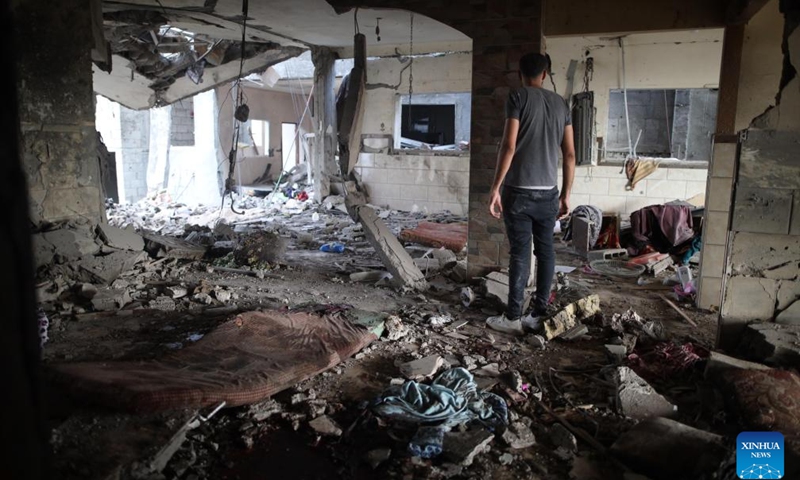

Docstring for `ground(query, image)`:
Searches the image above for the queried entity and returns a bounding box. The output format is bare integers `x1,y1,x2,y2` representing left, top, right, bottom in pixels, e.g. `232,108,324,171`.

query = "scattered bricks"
610,418,726,480
443,429,494,466
704,351,771,383
399,355,444,380
611,367,677,420
649,256,675,275
587,249,627,262
543,295,601,340
502,422,536,449
308,415,342,437
738,323,800,367
549,424,577,452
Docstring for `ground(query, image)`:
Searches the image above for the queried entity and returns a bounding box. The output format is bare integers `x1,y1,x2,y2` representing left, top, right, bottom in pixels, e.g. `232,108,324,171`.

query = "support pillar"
14,0,104,225
311,47,339,201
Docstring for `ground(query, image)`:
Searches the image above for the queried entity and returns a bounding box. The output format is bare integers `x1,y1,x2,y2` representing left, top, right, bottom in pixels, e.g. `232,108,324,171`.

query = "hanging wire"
663,90,672,155
354,7,360,35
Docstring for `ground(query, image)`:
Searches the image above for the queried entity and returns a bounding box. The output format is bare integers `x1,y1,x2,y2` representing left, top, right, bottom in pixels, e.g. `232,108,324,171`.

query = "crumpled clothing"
630,204,695,253
408,426,445,459
372,368,508,430
563,205,604,248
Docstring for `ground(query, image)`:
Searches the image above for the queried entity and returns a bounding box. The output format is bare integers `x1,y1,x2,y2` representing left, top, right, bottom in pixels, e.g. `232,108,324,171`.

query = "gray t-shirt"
503,87,571,188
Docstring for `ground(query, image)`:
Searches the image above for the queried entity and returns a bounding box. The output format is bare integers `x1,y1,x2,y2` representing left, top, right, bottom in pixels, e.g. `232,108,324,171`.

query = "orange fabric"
399,222,468,252
49,310,377,412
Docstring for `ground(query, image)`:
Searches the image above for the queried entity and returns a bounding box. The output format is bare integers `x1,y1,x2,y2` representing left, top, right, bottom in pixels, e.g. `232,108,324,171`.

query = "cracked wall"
15,0,104,225
719,0,800,348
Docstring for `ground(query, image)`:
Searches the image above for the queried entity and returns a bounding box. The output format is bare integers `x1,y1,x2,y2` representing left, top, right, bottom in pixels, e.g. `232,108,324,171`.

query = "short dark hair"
519,53,550,78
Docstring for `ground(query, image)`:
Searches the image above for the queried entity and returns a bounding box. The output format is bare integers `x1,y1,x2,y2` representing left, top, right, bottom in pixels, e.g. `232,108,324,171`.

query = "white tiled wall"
357,154,708,218
355,153,470,215
557,165,708,216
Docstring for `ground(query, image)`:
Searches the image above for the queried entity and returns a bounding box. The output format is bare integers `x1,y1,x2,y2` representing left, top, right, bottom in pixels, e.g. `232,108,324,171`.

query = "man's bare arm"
488,119,520,218
559,125,576,218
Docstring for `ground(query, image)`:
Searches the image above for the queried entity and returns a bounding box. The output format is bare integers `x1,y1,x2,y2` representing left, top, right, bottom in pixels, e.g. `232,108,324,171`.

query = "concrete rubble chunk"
442,429,494,466
365,448,391,469
612,367,676,419
78,251,147,285
610,417,726,480
97,223,144,251
501,422,536,449
78,283,98,299
308,415,342,437
738,323,800,367
550,424,577,452
544,295,601,340
499,453,514,465
247,399,283,422
350,271,390,283
483,271,532,310
560,324,589,341
776,300,800,324
432,248,458,269
704,351,771,382
527,335,547,349
399,355,444,380
42,228,101,260
345,202,428,291
165,286,188,299
91,288,132,311
604,344,628,362
384,315,409,341
149,296,177,311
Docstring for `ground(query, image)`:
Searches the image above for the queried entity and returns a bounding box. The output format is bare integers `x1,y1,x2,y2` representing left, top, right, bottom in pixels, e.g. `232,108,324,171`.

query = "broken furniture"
399,222,469,253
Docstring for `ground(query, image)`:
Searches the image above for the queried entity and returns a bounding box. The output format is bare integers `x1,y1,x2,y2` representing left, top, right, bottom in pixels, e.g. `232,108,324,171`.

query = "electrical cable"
619,37,634,159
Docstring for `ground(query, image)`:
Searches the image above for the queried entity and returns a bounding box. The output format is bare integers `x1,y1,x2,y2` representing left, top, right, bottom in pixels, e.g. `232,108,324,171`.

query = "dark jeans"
502,186,559,319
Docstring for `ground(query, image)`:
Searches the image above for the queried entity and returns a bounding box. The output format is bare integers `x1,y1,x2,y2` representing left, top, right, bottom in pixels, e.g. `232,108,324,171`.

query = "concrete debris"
610,417,726,480
450,260,468,283
649,256,675,275
246,399,283,422
96,223,144,251
149,296,177,311
442,429,494,466
39,227,101,262
77,283,98,300
399,355,444,380
501,422,536,449
428,314,454,327
587,248,627,262
544,295,601,340
432,248,458,269
604,344,628,362
384,315,410,341
91,288,132,311
738,323,800,367
776,300,800,324
213,288,232,303
78,251,148,285
704,351,771,382
612,367,677,419
303,400,328,418
550,423,578,452
365,448,392,469
498,453,514,465
414,257,441,273
483,271,532,310
165,286,188,299
607,308,645,334
192,293,213,305
473,363,501,377
572,216,592,257
560,324,589,341
308,415,342,437
527,335,547,349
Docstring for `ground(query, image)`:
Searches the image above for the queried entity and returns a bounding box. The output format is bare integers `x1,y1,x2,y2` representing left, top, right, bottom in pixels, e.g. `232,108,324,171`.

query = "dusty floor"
43,223,722,480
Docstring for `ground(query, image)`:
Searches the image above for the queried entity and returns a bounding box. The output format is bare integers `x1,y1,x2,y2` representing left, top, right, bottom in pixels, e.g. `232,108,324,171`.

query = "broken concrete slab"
78,251,148,285
142,232,207,260
97,223,144,251
502,422,536,449
704,351,771,382
612,367,676,420
572,216,591,257
42,228,101,259
399,355,444,380
738,323,800,367
350,271,390,283
346,202,428,291
384,315,409,341
91,288,132,311
560,324,589,341
442,429,494,466
483,271,532,310
604,344,628,362
543,295,601,340
165,286,188,299
610,417,726,480
308,415,342,437
432,248,458,269
777,300,800,324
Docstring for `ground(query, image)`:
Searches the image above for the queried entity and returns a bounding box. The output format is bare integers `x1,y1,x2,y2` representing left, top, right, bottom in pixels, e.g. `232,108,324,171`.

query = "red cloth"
630,205,695,252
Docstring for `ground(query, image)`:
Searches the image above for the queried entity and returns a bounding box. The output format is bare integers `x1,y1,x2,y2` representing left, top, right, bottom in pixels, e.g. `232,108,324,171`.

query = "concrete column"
14,0,103,225
311,47,339,201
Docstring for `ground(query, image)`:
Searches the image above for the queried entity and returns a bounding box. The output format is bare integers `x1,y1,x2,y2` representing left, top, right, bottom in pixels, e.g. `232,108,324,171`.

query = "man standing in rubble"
486,52,576,335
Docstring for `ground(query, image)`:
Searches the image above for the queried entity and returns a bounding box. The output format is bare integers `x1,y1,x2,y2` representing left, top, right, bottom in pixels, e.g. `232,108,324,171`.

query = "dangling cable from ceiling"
407,12,414,131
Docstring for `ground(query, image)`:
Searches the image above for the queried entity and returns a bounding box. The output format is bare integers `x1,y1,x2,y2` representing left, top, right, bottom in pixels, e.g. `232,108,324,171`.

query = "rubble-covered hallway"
5,0,800,479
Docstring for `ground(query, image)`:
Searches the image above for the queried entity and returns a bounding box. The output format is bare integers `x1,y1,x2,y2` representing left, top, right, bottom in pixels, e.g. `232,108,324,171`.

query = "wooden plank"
658,294,699,327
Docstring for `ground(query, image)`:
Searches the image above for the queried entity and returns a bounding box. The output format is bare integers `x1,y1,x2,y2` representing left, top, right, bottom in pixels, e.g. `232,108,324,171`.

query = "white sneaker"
486,314,524,336
521,313,543,332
